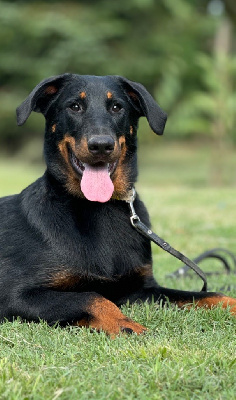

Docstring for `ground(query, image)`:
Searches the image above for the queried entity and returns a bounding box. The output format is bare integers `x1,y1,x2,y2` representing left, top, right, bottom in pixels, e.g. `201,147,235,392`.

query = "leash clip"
126,188,140,227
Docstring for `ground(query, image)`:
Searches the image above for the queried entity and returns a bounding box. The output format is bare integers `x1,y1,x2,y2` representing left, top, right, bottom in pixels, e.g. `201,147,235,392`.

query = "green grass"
0,142,236,399
0,307,235,400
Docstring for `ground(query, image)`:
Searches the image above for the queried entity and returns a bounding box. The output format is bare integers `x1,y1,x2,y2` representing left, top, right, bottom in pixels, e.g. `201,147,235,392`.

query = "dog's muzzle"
69,135,119,203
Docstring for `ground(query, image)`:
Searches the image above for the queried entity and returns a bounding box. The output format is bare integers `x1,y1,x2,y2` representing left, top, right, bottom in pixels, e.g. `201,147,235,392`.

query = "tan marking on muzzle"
58,135,84,198
112,136,130,200
58,135,76,163
75,137,90,160
58,134,129,200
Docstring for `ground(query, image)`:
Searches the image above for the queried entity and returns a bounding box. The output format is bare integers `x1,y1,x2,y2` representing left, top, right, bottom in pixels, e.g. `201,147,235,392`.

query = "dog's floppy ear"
117,76,167,135
16,73,72,126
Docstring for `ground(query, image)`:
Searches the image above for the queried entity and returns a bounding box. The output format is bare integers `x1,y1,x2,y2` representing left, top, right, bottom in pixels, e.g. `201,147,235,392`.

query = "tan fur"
112,136,130,200
136,264,153,278
48,269,81,290
58,135,83,198
177,295,236,314
58,133,131,200
44,85,58,95
76,297,146,337
51,124,56,133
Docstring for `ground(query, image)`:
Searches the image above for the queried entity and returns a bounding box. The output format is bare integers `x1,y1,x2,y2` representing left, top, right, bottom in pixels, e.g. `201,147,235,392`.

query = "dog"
0,73,235,336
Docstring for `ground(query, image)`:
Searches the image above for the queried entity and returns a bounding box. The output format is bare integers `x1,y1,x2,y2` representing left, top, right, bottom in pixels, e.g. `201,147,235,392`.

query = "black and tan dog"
0,73,235,336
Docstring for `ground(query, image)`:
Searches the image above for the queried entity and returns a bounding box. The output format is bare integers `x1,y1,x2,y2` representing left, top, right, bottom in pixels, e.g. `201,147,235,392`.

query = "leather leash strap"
126,188,208,292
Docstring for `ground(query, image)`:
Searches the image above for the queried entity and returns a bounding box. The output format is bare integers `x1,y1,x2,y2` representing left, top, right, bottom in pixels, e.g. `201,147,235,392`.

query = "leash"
166,248,236,279
126,188,208,292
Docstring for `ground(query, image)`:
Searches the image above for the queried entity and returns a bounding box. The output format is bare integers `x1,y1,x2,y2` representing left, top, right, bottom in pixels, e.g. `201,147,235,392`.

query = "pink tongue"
81,164,114,203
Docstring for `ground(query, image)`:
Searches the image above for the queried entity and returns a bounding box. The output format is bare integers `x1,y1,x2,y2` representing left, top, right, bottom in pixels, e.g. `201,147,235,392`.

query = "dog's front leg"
9,289,146,336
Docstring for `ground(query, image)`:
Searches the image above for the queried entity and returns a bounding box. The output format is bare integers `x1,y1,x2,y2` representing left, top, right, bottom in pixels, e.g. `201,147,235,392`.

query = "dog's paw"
77,297,147,337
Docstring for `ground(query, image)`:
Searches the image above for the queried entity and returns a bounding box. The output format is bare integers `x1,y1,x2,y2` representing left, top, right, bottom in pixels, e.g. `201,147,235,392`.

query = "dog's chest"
49,210,149,273
42,211,152,301
39,202,151,288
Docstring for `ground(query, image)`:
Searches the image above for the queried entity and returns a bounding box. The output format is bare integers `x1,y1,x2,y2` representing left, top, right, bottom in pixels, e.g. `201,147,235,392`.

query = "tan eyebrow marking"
79,91,86,99
107,91,113,99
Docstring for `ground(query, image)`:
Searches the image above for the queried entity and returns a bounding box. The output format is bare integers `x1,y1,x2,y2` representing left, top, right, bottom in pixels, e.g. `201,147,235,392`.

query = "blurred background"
0,0,235,285
0,0,236,188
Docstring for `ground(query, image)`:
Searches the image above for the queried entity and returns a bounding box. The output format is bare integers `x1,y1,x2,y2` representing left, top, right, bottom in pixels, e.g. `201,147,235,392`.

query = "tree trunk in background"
210,17,233,185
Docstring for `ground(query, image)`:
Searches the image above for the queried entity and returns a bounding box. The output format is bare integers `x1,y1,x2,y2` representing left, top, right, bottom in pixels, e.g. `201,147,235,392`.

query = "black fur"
0,74,235,335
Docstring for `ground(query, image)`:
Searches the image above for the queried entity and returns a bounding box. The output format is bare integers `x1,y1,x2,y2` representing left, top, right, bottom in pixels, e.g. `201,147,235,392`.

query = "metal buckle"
126,188,140,227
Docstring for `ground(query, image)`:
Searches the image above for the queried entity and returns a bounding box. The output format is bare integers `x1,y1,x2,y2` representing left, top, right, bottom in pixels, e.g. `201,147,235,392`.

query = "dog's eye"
70,103,82,112
111,103,122,113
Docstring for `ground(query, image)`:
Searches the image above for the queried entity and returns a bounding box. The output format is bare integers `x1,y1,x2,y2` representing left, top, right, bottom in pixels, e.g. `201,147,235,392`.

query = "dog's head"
17,74,167,202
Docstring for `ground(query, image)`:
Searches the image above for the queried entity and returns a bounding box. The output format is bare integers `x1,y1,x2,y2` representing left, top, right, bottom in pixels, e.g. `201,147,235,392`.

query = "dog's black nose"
88,135,115,155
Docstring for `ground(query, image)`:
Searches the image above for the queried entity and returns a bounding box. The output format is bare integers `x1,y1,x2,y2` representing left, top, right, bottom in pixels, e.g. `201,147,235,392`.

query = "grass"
0,307,235,400
0,141,236,399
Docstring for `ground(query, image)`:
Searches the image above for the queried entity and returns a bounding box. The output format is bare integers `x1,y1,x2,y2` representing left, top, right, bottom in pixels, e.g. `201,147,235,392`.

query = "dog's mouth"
70,152,117,176
70,150,118,203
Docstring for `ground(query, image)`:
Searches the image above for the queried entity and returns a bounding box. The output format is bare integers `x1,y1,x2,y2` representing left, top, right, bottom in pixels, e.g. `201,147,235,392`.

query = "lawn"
0,141,235,399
